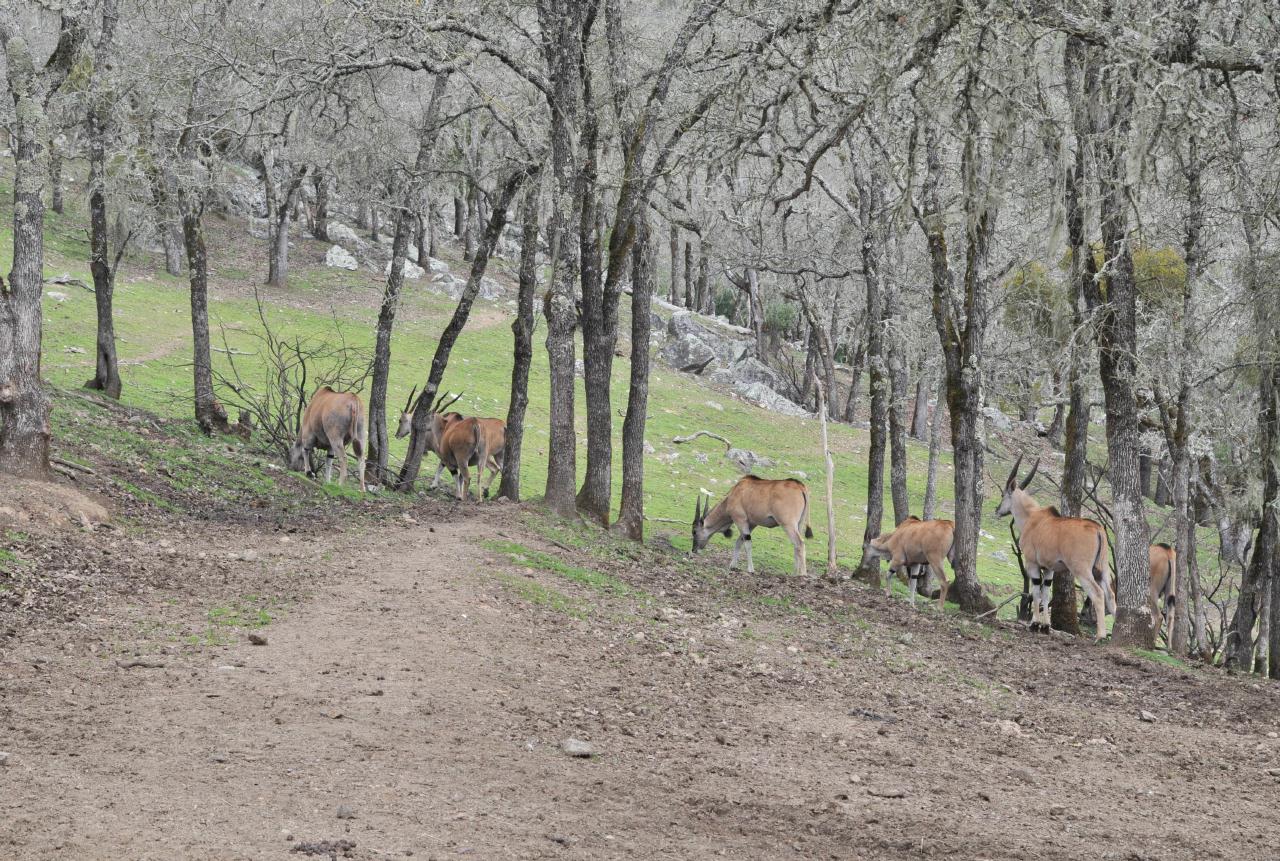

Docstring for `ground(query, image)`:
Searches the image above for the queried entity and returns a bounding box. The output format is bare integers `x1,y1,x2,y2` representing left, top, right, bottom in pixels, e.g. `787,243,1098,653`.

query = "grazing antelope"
995,454,1113,640
1148,543,1177,639
865,516,956,608
287,386,368,492
692,475,813,576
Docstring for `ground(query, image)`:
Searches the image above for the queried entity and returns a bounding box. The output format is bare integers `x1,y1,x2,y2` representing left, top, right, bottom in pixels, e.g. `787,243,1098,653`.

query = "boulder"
709,357,782,391
737,382,810,417
326,222,361,249
325,245,359,270
982,405,1014,432
383,259,425,280
659,335,717,374
667,309,753,364
480,276,504,300
426,256,450,274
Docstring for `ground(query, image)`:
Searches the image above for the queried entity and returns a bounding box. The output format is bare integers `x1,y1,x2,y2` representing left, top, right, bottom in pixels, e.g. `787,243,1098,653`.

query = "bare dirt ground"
4,500,1280,860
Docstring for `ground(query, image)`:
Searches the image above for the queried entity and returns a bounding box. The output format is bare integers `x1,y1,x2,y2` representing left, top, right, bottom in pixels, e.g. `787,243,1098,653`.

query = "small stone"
1139,710,1158,723
336,803,357,820
560,738,595,758
248,632,268,646
1011,767,1036,785
210,752,229,763
1049,805,1066,817
867,786,908,799
996,719,1022,738
1266,732,1277,739
896,633,914,645
0,751,10,767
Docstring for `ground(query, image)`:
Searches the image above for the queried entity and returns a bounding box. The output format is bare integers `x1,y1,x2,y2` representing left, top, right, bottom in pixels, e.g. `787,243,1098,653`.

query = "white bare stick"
672,430,733,450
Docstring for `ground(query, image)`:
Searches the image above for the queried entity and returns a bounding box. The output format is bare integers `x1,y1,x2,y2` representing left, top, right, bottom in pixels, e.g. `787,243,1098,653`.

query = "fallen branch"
644,515,686,524
975,591,1024,620
672,430,732,450
50,463,78,481
52,456,95,475
116,659,166,669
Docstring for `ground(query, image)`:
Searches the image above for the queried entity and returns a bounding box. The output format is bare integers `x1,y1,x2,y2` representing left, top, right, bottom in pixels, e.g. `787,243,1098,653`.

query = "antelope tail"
803,489,813,539
355,400,368,489
1164,556,1176,609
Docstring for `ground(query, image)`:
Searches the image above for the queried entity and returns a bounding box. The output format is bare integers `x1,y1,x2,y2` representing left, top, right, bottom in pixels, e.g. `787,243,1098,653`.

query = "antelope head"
691,495,711,552
395,386,419,439
994,453,1038,518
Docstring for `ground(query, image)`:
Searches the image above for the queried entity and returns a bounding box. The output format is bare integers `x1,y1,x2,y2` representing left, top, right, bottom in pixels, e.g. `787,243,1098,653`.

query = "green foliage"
1003,262,1067,341
483,539,648,602
763,300,797,335
1133,246,1187,308
713,287,738,321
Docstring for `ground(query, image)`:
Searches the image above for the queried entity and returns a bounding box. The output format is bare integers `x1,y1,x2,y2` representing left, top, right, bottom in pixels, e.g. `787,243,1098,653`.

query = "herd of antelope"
286,385,506,502
286,384,1177,642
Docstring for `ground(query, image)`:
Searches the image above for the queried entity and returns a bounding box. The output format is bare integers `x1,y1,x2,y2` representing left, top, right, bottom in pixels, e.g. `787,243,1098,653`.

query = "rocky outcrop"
324,245,359,270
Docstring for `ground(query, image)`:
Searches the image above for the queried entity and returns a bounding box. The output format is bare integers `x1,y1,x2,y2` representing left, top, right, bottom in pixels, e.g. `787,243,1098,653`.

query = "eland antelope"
865,516,956,608
995,454,1113,640
287,386,368,492
692,475,812,576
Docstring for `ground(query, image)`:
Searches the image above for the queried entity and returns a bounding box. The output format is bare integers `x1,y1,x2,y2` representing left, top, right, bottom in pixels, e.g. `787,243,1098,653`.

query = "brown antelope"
422,411,506,502
1148,543,1177,640
287,386,368,492
395,388,466,489
865,516,956,608
692,475,813,576
995,455,1113,640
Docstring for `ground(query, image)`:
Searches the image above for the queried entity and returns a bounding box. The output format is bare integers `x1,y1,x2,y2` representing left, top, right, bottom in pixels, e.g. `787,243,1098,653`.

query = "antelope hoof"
483,488,490,500
1029,622,1043,633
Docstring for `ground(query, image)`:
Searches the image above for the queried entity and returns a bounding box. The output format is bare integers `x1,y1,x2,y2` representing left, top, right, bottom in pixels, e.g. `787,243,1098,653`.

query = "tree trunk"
181,208,229,434
910,376,929,440
397,168,528,490
453,194,465,237
817,376,837,577
540,2,589,518
415,213,428,267
668,223,680,305
0,32,62,476
887,338,910,525
1092,65,1152,648
854,169,888,583
696,249,709,314
616,214,654,540
922,375,945,521
842,340,866,423
84,2,122,400
683,239,693,308
368,204,380,243
161,222,183,276
86,87,121,399
369,76,448,486
463,181,477,260
498,180,542,502
312,172,329,241
49,135,63,214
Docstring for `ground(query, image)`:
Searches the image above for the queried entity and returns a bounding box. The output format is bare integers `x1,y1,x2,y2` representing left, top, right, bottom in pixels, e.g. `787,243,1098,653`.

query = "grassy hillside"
3,162,1224,622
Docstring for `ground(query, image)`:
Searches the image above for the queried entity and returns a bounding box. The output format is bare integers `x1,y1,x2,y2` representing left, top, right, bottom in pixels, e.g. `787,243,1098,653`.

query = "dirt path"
4,510,1280,860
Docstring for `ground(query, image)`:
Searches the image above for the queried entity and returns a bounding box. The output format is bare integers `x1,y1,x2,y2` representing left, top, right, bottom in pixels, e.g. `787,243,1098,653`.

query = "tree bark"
887,336,910,525
854,166,888,583
312,171,329,241
0,18,87,475
84,0,122,399
668,223,680,305
49,135,63,214
498,179,542,502
842,339,866,423
922,374,945,521
181,208,229,434
683,237,694,309
397,168,528,491
616,214,654,540
910,376,928,440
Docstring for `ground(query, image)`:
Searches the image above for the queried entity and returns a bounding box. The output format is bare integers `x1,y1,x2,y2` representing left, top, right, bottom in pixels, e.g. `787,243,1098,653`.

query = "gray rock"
725,448,774,473
248,632,268,646
737,382,810,417
0,751,10,767
324,245,359,270
327,222,361,248
982,405,1014,432
561,738,595,758
383,258,425,280
210,751,230,763
426,256,450,274
479,276,504,300
1139,710,1157,723
659,335,717,374
336,803,357,819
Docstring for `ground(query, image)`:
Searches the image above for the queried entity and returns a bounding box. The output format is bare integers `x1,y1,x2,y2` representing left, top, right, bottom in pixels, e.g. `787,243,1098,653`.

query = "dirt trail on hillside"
4,510,1280,860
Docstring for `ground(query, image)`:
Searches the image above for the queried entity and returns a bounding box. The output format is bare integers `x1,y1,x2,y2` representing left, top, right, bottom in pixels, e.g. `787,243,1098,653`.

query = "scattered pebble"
248,632,268,646
1139,710,1157,723
336,803,357,820
0,751,10,767
867,786,908,799
210,752,229,763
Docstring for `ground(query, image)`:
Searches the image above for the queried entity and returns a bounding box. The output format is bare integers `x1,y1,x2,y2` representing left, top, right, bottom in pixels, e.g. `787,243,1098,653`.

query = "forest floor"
4,482,1280,860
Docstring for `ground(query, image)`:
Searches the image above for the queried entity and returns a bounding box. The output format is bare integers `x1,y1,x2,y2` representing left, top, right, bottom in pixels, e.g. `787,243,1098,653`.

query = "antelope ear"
1005,453,1024,490
1020,457,1040,489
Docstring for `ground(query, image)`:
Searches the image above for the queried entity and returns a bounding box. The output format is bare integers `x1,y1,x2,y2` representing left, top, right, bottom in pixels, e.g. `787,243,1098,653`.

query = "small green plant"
1133,648,1186,669
493,572,588,618
483,539,650,602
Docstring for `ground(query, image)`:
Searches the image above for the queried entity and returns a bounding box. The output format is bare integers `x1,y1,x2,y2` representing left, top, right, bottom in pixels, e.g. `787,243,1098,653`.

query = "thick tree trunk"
498,181,541,502
1093,76,1152,647
842,340,866,423
696,250,709,314
0,35,57,476
463,181,477,260
161,222,183,276
541,2,589,518
683,239,693,309
616,215,654,540
453,194,465,237
397,169,527,490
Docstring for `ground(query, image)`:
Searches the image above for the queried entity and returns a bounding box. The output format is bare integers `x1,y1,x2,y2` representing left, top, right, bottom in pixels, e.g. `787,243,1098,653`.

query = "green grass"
1133,647,1187,669
493,571,589,619
483,538,648,602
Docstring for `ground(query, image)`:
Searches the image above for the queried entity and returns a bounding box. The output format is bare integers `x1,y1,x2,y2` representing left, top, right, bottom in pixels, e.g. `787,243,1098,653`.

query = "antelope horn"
694,495,702,521
1020,457,1040,489
404,384,418,413
1005,453,1024,489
